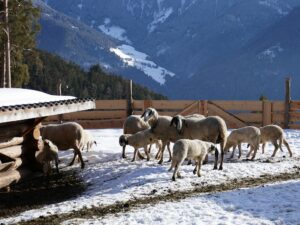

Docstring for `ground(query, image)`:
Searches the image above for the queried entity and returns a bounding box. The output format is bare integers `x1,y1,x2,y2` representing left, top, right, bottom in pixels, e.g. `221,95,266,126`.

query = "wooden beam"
174,101,199,116
0,137,23,149
0,168,33,190
208,101,248,128
284,77,291,128
263,101,272,126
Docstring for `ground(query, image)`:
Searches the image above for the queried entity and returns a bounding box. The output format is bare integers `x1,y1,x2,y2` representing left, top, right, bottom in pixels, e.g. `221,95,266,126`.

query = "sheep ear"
141,111,146,118
176,117,183,132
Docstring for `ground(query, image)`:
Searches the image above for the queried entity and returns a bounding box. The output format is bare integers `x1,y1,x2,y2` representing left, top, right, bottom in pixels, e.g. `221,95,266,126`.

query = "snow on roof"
0,88,76,107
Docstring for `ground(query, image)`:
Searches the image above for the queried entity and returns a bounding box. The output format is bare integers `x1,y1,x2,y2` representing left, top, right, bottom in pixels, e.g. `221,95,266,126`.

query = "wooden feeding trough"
0,88,95,191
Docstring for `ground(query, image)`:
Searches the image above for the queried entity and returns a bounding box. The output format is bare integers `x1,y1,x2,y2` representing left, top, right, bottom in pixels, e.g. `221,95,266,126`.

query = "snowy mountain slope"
37,0,300,99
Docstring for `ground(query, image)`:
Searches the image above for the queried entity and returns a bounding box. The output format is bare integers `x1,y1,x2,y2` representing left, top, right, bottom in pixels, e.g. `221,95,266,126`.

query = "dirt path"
5,167,299,225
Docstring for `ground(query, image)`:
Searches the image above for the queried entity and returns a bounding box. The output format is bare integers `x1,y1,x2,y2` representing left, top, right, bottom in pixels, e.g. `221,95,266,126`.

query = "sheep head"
141,107,158,123
170,115,183,134
119,135,129,147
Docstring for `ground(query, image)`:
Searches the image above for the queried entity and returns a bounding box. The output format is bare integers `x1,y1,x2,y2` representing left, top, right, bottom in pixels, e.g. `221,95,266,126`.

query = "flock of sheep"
36,107,293,182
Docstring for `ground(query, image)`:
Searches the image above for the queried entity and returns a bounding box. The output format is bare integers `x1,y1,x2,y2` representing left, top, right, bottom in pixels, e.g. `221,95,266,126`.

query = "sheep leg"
230,146,236,159
246,146,253,158
218,141,225,170
193,164,198,174
283,138,292,157
69,151,77,166
172,164,178,181
158,142,167,164
75,146,85,169
155,149,161,160
238,143,242,159
143,145,150,161
262,143,265,154
122,146,127,158
250,145,258,160
203,154,208,165
219,149,224,170
167,143,172,162
55,156,59,173
271,141,279,157
148,144,152,153
213,147,219,170
132,148,139,162
197,160,202,177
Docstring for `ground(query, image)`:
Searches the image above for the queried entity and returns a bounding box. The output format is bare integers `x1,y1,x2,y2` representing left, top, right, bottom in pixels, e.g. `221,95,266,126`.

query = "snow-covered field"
1,129,300,224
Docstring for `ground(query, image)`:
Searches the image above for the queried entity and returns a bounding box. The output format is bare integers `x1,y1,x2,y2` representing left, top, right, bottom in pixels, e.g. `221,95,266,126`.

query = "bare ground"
1,165,299,225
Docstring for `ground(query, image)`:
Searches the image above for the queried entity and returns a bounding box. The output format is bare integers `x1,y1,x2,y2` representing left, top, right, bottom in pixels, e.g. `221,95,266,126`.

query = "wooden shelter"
0,88,95,190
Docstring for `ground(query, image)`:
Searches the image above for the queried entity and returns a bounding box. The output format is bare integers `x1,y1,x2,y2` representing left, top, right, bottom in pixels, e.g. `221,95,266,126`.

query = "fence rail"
44,99,300,129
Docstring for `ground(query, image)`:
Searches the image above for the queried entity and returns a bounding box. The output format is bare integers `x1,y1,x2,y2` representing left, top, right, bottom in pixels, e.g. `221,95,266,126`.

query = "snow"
257,44,283,63
98,18,131,44
148,7,173,33
1,128,300,224
0,88,75,107
259,0,290,15
110,45,175,85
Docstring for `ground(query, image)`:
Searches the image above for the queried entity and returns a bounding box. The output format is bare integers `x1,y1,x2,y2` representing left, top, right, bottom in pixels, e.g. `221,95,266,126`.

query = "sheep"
168,139,217,181
122,115,151,159
224,126,260,160
119,128,159,162
141,108,183,164
83,130,97,152
170,115,227,170
248,124,292,158
35,139,59,176
40,122,86,169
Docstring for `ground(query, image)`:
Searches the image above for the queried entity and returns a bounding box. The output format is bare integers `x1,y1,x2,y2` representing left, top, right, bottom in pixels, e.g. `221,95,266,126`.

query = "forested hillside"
25,50,167,100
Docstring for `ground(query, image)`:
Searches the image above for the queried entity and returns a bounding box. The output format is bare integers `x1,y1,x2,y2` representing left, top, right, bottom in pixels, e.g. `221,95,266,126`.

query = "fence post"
284,78,291,128
262,100,272,126
127,80,133,116
201,100,208,116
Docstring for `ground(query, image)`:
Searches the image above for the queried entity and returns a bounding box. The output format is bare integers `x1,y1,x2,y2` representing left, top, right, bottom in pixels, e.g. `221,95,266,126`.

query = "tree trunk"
4,0,11,88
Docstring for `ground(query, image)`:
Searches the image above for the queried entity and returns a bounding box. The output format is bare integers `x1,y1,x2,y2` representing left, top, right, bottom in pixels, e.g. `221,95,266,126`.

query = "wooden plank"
263,101,272,126
289,123,300,129
0,168,33,190
75,119,125,129
272,101,285,112
95,100,127,109
211,101,262,111
62,110,127,120
272,113,285,123
151,100,195,110
290,101,300,111
235,113,262,123
0,137,23,149
201,100,208,116
289,112,300,122
0,145,23,159
132,100,144,110
207,102,247,128
175,101,199,116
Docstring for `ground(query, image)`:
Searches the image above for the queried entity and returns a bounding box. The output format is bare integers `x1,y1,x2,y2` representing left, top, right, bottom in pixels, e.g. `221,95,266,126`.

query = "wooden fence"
44,99,300,129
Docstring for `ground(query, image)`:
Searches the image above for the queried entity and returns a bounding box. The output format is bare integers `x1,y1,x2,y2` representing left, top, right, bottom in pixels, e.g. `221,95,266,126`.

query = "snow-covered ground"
1,129,300,224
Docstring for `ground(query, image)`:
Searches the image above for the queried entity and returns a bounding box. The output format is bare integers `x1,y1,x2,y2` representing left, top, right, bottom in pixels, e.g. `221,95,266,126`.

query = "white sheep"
40,122,86,169
225,126,260,160
83,130,97,152
122,115,151,159
119,128,158,161
170,115,227,170
169,139,217,181
35,139,59,176
248,124,292,157
141,108,183,164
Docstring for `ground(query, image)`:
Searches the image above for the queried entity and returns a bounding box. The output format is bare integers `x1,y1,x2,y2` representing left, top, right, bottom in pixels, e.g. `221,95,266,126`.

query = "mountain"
35,0,300,100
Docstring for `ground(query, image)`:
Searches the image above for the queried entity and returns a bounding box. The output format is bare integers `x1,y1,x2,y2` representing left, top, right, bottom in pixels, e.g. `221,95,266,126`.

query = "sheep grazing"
119,128,158,162
250,124,292,157
170,115,227,170
169,139,217,181
122,115,151,159
40,122,86,169
35,139,59,176
141,108,182,164
225,126,260,160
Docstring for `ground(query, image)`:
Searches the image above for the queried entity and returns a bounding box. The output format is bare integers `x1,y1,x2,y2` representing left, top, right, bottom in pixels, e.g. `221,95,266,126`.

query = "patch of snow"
1,129,300,224
148,7,173,33
77,4,83,10
98,19,131,44
0,88,75,107
258,44,283,63
64,179,300,225
259,0,291,15
178,0,197,15
71,25,79,30
110,45,175,84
